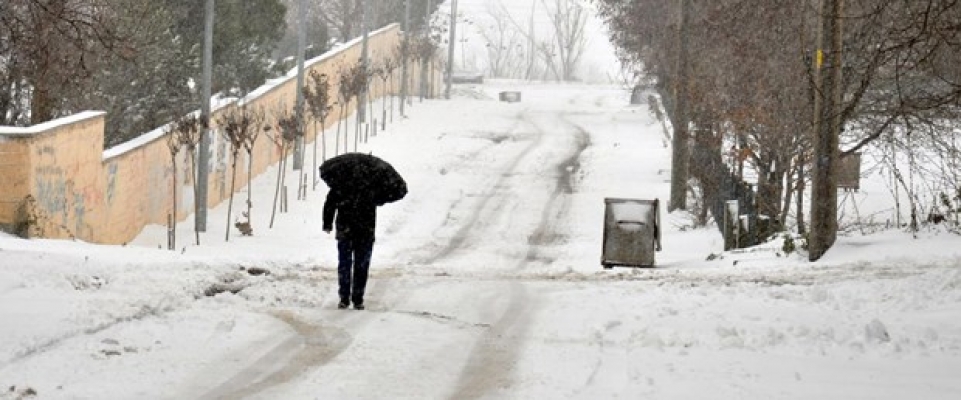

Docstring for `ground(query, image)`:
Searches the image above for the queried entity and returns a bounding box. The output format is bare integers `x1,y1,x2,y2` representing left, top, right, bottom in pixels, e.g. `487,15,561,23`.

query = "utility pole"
422,0,432,99
197,0,215,232
293,0,306,170
809,0,843,261
358,0,370,127
668,0,691,212
527,1,535,80
400,0,410,116
445,0,458,100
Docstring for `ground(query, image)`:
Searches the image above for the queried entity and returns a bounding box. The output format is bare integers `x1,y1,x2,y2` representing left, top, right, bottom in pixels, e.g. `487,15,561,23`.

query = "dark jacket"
323,190,377,241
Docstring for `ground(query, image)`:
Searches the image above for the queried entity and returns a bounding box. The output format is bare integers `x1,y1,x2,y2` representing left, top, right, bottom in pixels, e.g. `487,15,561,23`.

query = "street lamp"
445,0,458,100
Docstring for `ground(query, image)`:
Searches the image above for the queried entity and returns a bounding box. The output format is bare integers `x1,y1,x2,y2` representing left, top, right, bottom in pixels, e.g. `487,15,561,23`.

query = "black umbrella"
320,153,407,205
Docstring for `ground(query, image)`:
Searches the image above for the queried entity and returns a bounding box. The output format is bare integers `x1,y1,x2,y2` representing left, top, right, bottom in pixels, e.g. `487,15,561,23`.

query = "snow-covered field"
2,83,961,399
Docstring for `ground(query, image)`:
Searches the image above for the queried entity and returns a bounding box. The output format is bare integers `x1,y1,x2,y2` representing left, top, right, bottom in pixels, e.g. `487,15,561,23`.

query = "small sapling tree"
304,70,336,190
378,56,398,129
269,108,299,228
217,104,264,240
171,113,204,245
164,124,183,250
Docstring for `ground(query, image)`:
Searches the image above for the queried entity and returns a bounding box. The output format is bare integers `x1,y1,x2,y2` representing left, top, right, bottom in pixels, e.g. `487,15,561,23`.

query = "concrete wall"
0,24,442,244
0,112,107,239
0,135,30,230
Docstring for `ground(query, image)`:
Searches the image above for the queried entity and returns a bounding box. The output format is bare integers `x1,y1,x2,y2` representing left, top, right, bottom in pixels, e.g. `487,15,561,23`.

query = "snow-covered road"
2,83,961,399
205,88,620,399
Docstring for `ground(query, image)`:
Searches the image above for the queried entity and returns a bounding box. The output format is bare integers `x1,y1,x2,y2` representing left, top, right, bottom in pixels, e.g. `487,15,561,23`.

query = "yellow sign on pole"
816,49,824,69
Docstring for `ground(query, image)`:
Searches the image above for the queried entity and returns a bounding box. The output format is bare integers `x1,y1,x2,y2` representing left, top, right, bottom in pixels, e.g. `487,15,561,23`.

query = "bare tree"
167,113,204,245
597,0,961,252
269,108,299,228
242,112,266,228
303,70,336,189
319,0,362,41
0,0,124,125
217,104,265,240
377,56,397,130
335,62,366,154
316,0,442,42
411,35,439,99
476,1,527,78
164,124,183,250
539,0,588,81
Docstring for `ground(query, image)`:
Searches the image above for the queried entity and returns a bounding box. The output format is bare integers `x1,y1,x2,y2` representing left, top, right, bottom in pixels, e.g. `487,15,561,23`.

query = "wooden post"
669,0,691,212
809,0,843,261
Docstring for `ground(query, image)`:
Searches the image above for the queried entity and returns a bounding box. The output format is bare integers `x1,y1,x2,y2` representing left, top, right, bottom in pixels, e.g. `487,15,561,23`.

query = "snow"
4,2,961,396
610,201,655,232
2,81,960,399
0,111,105,136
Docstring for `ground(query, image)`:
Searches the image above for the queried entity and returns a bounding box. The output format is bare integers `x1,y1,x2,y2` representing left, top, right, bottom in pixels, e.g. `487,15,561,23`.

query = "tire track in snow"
447,281,534,400
217,104,597,399
415,110,546,265
447,114,591,399
417,112,590,268
196,311,352,399
525,117,590,264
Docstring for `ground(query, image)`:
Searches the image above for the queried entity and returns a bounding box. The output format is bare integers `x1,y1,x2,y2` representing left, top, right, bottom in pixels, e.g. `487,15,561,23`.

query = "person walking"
319,152,407,310
323,189,377,310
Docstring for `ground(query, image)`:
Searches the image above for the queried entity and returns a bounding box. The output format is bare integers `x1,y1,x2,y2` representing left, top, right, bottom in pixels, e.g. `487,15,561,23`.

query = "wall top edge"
3,22,402,157
242,23,401,105
0,111,106,137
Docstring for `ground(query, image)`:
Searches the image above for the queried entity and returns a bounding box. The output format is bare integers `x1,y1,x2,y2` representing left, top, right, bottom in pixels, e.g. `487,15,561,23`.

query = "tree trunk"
29,84,55,124
780,157,796,228
797,155,806,235
225,154,238,241
336,105,345,156
170,155,178,250
270,143,286,228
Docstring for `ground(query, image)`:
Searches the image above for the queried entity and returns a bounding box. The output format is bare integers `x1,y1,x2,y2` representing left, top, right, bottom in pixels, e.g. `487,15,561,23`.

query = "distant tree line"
596,0,961,247
1,0,440,147
474,0,590,81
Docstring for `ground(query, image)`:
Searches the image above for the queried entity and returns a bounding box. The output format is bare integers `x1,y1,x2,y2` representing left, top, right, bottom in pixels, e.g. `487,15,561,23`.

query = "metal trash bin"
499,91,521,103
723,200,740,250
601,198,662,268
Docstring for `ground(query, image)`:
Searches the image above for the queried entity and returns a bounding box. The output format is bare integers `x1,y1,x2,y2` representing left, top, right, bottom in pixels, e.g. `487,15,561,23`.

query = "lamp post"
445,0,458,100
358,0,370,127
196,0,215,232
400,0,410,116
293,0,306,170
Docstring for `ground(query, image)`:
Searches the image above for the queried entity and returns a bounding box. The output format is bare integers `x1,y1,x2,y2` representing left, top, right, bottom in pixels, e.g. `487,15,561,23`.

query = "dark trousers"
337,238,374,304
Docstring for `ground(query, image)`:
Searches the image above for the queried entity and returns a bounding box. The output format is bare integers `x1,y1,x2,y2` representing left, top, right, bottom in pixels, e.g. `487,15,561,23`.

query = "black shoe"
338,298,349,309
353,303,365,310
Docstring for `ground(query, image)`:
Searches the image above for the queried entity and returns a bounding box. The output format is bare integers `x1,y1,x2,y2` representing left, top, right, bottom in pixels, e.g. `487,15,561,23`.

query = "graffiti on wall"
34,175,67,220
8,25,410,244
106,162,118,205
31,144,104,239
34,175,98,238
